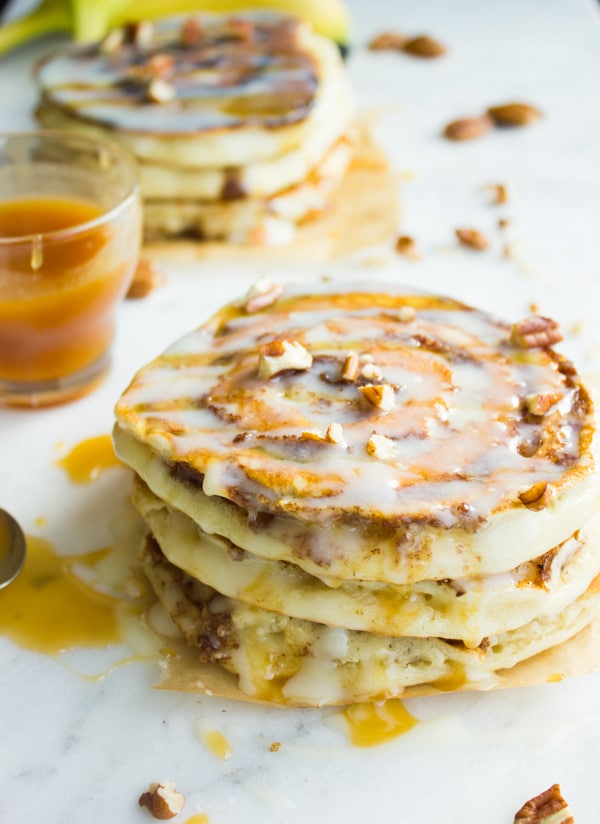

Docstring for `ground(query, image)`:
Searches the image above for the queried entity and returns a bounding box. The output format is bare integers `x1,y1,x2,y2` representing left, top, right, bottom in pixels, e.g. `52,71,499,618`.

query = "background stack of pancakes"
113,281,600,706
35,13,354,244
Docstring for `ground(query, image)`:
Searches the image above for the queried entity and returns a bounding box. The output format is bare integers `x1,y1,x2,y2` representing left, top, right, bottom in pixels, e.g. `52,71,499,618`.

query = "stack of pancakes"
113,281,600,706
35,13,354,244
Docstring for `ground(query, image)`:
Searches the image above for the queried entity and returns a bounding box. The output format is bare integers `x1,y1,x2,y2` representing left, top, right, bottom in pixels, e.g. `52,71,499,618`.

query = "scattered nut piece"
455,227,489,250
498,217,510,229
126,258,166,299
258,339,312,379
361,362,383,381
525,392,563,416
487,102,543,127
368,31,408,51
513,784,574,824
403,35,446,58
395,235,420,259
146,53,176,78
139,782,185,820
325,422,345,445
269,741,281,753
443,116,493,141
124,20,154,48
244,277,283,313
518,481,550,508
397,305,416,323
146,78,176,103
180,17,202,46
488,183,509,205
366,433,397,459
359,383,396,412
341,352,360,381
511,316,563,349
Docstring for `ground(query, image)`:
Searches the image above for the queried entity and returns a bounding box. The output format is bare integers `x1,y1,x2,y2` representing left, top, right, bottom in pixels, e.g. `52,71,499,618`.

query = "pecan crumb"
139,782,185,820
403,35,446,58
126,259,166,299
443,116,493,141
511,316,563,349
366,433,397,460
325,422,345,445
513,784,574,824
525,392,563,416
269,741,281,752
498,217,510,229
487,102,543,127
368,31,408,51
488,182,509,205
455,227,489,250
395,235,420,259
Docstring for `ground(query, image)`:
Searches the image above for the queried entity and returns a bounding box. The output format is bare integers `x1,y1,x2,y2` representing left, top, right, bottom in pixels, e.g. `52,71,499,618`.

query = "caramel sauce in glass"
0,196,135,388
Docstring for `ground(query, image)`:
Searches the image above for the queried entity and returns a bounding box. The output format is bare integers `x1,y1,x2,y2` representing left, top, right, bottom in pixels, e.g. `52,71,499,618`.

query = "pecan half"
513,784,574,824
487,102,543,127
403,35,446,58
510,317,563,349
455,227,489,250
443,116,493,141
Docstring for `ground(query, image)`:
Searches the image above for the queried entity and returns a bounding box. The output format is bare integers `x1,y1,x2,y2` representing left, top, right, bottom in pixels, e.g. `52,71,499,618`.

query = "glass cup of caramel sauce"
0,131,141,407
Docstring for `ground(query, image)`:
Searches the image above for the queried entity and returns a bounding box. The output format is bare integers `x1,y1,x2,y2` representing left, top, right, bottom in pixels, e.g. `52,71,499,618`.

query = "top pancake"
114,281,598,539
35,13,346,168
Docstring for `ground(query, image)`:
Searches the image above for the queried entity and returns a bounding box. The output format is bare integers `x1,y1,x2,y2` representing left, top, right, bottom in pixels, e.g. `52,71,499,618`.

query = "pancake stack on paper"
113,281,600,706
35,13,354,245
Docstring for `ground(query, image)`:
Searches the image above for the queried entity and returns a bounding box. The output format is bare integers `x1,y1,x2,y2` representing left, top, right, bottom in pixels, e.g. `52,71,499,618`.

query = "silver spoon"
0,508,26,589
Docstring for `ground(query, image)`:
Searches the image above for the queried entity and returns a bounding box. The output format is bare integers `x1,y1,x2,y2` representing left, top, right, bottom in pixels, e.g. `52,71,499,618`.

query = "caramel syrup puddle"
341,699,418,747
185,815,210,824
57,434,122,483
202,730,232,761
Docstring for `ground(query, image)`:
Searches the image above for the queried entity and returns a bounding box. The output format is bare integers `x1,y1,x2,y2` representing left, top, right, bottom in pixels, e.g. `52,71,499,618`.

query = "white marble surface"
2,1,600,821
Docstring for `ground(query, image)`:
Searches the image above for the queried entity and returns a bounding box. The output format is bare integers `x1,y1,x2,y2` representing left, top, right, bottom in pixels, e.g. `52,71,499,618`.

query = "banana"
0,0,351,58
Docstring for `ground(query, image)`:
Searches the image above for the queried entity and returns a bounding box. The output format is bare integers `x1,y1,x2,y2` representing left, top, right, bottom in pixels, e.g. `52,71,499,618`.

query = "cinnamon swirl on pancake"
114,281,600,705
35,13,354,244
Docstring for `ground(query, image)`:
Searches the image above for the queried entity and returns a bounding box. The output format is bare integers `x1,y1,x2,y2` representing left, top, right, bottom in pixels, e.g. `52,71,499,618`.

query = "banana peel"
0,0,351,57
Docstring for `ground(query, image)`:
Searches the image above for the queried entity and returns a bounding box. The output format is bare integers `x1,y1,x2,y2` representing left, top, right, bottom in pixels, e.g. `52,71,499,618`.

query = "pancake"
140,534,600,706
35,13,355,242
114,280,600,705
133,478,600,647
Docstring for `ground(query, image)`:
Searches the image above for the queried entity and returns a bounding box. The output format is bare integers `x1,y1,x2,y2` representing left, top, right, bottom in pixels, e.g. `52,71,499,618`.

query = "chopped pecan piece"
126,258,166,299
325,422,345,445
361,362,383,381
180,17,202,46
525,392,563,416
488,102,543,127
395,235,420,259
513,784,574,824
403,35,446,58
366,433,397,459
397,305,416,322
258,339,312,379
359,383,396,412
443,116,493,141
341,352,360,381
244,277,283,313
139,782,185,820
455,227,489,250
488,182,509,204
511,317,563,349
146,78,176,103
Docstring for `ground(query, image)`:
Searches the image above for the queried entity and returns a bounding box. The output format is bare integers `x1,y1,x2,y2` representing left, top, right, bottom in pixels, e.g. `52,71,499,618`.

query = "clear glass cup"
0,130,141,407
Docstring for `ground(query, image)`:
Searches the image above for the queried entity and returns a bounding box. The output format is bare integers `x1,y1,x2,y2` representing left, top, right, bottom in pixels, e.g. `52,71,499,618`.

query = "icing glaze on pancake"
36,15,318,136
115,282,595,529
